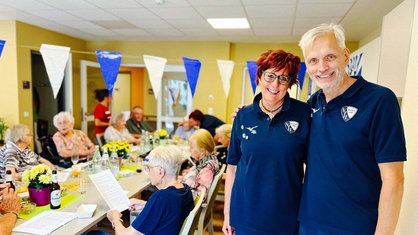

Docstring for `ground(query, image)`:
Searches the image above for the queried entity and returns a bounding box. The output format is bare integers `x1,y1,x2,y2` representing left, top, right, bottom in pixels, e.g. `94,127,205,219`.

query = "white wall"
396,0,418,234
378,0,414,97
349,37,381,84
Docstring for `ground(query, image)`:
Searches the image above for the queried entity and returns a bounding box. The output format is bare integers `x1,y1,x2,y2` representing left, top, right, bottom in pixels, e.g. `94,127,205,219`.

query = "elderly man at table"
106,145,194,235
126,106,154,139
0,183,21,235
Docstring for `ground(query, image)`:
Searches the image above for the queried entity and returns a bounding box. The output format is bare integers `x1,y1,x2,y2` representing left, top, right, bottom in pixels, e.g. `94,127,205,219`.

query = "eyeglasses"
144,165,161,173
262,71,292,85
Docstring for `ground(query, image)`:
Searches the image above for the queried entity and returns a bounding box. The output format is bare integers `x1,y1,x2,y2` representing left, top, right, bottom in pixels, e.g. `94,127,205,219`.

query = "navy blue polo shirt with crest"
299,76,406,234
228,92,310,234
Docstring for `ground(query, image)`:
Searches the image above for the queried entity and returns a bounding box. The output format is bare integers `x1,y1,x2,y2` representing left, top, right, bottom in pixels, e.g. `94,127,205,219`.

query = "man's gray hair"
299,23,346,56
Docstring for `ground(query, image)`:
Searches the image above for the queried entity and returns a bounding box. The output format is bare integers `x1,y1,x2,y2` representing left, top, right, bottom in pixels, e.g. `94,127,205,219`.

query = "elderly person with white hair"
52,111,95,162
106,145,194,235
104,112,139,145
0,124,54,180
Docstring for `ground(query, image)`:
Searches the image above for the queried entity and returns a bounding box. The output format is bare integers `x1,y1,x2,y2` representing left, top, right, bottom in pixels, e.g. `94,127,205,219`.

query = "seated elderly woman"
52,111,95,162
181,129,219,199
0,124,54,180
106,145,194,235
104,112,139,145
214,124,232,166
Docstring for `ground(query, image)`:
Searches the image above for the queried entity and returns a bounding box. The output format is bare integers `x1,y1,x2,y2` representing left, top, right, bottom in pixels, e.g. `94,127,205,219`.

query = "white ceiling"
0,0,404,43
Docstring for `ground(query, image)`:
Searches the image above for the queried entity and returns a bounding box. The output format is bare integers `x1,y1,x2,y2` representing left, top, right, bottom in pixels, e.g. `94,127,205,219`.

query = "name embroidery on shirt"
341,106,358,122
284,121,299,133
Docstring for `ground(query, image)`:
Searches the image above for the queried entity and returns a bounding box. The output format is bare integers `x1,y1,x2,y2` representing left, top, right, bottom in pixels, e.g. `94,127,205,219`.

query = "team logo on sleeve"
284,121,299,133
341,106,358,122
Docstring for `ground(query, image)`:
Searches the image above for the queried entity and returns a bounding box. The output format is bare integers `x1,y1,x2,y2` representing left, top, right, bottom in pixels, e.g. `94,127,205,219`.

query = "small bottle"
92,145,102,173
110,146,120,178
5,170,15,190
101,147,110,170
50,170,61,209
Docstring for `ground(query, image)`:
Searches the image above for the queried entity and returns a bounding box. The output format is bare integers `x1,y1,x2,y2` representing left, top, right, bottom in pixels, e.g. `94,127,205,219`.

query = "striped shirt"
0,141,42,178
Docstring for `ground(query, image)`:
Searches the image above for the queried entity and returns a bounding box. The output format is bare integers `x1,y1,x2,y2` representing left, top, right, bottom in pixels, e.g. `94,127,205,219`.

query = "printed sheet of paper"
13,211,77,235
88,169,130,211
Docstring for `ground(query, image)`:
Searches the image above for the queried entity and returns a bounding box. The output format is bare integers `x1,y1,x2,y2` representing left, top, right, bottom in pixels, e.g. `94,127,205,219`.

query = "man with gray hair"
298,23,406,235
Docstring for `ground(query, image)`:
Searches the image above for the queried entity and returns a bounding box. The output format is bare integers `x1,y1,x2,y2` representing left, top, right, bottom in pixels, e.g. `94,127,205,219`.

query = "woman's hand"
106,209,122,223
128,198,146,211
0,187,20,215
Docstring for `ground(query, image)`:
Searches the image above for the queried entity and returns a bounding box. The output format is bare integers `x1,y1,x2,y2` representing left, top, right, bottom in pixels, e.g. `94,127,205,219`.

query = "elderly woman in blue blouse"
104,112,139,145
106,145,194,235
0,124,55,180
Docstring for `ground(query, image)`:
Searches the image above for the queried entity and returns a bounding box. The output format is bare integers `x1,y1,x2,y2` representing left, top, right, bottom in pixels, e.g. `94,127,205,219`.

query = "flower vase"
160,138,167,146
28,187,51,206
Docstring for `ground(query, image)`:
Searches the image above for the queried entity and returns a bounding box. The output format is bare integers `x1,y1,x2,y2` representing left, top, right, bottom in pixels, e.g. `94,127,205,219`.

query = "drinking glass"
71,154,79,166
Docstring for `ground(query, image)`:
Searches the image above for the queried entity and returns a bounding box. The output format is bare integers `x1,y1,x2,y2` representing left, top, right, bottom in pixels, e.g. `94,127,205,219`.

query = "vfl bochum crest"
341,106,358,122
285,121,299,133
347,52,363,76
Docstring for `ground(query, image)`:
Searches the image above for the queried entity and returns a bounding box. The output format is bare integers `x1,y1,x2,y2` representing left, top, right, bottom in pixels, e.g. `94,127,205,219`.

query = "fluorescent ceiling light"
207,18,250,29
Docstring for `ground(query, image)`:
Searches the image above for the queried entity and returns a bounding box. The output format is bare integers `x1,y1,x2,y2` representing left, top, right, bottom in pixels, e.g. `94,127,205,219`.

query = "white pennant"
40,44,70,99
217,60,234,98
143,55,167,100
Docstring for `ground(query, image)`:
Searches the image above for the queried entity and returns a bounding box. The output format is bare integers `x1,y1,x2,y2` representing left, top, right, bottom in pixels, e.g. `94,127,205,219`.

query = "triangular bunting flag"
168,87,180,104
246,61,257,94
298,62,307,90
143,55,167,100
95,50,122,97
182,57,201,98
217,60,234,98
40,44,71,99
0,40,5,57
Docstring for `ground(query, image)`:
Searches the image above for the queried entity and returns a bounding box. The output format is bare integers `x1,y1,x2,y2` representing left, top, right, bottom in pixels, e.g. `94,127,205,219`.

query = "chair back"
195,164,226,235
179,188,206,235
96,133,105,149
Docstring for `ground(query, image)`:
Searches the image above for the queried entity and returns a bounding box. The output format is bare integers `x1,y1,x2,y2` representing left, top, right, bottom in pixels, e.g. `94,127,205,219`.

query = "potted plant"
0,117,7,145
103,141,132,158
22,164,53,206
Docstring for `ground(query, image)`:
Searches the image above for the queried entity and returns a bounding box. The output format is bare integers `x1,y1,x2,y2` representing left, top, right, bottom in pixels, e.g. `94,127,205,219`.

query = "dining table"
13,162,151,235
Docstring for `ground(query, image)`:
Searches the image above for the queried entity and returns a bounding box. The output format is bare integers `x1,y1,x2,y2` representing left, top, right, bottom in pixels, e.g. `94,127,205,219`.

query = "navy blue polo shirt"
228,92,310,234
299,76,406,234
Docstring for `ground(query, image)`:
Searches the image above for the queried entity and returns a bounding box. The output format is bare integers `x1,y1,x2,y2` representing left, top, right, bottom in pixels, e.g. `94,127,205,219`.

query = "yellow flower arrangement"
102,141,131,157
155,129,168,139
22,164,53,190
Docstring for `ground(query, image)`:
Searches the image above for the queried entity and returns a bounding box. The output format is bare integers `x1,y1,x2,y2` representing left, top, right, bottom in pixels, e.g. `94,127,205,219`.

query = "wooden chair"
179,188,206,235
195,164,226,235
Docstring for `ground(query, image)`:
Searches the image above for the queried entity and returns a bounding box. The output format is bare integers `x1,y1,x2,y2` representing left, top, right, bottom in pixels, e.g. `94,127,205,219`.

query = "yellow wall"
0,21,19,127
13,22,86,130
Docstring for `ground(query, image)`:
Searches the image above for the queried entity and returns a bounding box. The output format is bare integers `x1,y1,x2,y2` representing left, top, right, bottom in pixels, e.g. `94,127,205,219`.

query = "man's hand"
231,104,247,119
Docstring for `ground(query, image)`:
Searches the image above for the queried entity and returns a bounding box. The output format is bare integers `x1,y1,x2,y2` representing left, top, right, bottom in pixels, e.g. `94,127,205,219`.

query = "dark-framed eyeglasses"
262,71,292,85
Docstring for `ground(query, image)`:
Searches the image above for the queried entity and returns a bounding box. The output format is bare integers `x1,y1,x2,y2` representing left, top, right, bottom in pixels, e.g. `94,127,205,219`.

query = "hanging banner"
40,44,70,99
246,61,257,94
217,60,234,98
182,57,201,98
168,87,180,106
143,55,167,100
298,62,307,90
0,40,5,57
95,50,122,97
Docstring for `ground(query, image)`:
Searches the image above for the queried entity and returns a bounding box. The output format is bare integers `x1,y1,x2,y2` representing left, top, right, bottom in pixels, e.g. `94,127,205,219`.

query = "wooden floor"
204,199,225,235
